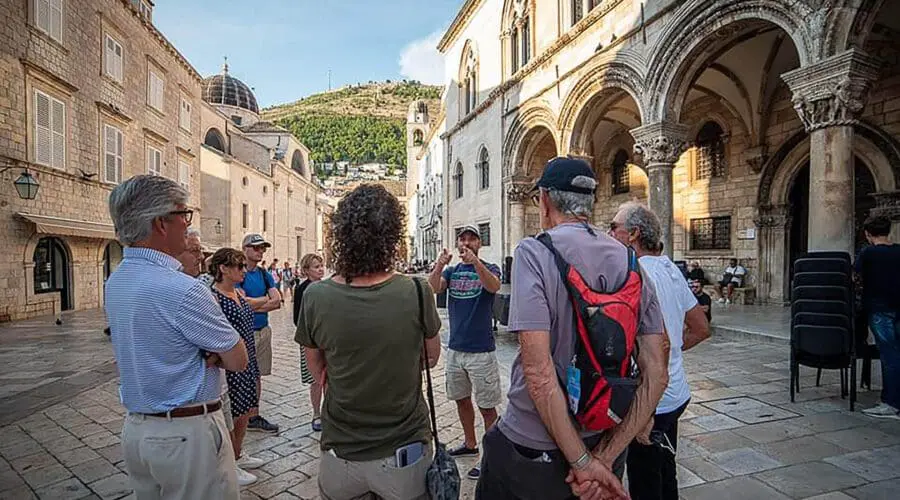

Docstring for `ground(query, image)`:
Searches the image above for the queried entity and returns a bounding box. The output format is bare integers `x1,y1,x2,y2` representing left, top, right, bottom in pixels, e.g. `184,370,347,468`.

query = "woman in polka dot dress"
209,248,262,486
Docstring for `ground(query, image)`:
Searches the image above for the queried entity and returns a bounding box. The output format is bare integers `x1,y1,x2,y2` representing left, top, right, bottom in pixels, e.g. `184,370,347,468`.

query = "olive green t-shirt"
295,275,441,461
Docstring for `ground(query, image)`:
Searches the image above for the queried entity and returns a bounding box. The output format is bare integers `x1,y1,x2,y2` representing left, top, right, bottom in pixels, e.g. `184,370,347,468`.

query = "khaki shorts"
445,349,502,409
221,392,234,432
254,326,273,376
318,447,431,500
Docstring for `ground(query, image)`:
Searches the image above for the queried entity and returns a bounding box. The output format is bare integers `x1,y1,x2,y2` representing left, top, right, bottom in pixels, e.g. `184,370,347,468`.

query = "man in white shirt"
715,258,747,304
609,202,710,500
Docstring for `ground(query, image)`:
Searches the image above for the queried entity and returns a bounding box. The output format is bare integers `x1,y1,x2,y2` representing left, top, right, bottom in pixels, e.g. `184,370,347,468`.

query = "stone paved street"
0,305,898,499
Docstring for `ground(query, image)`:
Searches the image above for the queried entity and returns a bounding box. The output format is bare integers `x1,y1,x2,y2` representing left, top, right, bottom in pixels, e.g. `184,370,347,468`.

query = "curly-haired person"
295,184,442,499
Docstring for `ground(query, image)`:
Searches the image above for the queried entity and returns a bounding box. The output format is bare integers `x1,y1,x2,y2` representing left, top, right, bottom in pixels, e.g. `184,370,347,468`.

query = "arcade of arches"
499,2,900,303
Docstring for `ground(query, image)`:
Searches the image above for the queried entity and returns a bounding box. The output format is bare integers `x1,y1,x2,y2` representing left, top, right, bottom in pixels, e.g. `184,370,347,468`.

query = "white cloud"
398,31,445,85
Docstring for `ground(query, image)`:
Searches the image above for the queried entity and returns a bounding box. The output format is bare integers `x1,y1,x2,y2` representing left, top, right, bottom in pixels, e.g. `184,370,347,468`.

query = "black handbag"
413,278,461,500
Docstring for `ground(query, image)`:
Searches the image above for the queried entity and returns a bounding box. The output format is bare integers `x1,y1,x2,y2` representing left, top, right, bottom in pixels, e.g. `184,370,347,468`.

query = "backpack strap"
536,232,572,286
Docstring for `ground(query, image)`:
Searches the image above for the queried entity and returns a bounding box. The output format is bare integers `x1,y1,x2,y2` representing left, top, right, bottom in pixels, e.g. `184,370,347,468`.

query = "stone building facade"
438,0,900,303
407,100,447,263
198,64,320,268
0,0,203,321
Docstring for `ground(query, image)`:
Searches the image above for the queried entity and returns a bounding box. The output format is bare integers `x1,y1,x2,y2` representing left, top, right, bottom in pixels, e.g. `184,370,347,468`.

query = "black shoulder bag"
413,278,461,500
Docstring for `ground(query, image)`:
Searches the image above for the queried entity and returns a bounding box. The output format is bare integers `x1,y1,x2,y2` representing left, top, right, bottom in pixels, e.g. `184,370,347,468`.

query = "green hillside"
261,81,442,172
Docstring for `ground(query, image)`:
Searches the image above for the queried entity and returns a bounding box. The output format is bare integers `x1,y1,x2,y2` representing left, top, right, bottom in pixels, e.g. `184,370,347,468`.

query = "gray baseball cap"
242,233,271,248
457,225,480,239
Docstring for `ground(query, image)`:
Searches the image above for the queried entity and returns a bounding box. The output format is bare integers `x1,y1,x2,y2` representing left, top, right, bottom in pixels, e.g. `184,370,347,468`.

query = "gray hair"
109,175,189,246
185,228,201,240
619,202,662,252
546,181,596,218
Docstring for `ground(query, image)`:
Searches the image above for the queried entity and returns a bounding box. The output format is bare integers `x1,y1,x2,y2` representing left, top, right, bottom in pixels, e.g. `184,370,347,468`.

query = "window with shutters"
146,146,161,176
104,34,123,82
103,124,123,184
34,0,63,43
572,0,584,25
179,97,191,131
478,223,491,246
695,121,727,180
453,162,464,199
178,160,190,190
147,70,164,111
611,149,630,194
477,147,490,190
690,216,732,250
33,89,66,170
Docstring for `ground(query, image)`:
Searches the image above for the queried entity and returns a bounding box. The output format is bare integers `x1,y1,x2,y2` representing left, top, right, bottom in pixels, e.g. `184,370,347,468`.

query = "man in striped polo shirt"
106,175,249,499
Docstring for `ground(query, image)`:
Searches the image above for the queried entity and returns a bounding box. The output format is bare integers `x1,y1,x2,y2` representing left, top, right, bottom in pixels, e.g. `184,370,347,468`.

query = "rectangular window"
148,69,164,111
33,89,65,169
478,223,491,247
690,216,732,250
140,0,152,21
103,124,123,184
179,160,190,190
296,236,302,262
572,0,584,25
262,209,268,232
179,97,191,131
104,34,123,82
146,145,161,176
242,203,249,229
34,0,63,43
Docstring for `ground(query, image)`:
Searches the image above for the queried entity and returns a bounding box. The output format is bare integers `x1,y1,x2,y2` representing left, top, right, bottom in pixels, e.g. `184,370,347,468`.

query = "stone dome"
202,61,259,114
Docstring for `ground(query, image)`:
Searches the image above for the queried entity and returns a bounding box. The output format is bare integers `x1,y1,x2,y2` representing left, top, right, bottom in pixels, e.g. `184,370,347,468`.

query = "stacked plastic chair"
790,251,857,410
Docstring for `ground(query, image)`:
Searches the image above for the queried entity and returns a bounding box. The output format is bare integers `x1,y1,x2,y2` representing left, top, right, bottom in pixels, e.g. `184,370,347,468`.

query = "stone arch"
757,122,900,207
291,149,308,178
502,105,559,177
24,234,75,310
559,60,646,152
204,127,227,153
643,0,815,123
825,0,887,55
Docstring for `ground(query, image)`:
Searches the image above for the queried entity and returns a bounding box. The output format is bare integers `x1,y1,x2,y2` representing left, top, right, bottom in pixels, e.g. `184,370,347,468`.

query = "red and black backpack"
536,232,643,431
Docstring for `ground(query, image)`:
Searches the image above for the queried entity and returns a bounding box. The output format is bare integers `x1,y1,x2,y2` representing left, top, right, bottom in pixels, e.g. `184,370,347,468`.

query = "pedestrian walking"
856,215,900,419
609,202,710,500
475,157,669,500
295,184,442,500
428,226,502,480
209,248,267,485
105,175,248,499
239,234,281,434
282,261,295,302
691,279,712,322
293,253,327,432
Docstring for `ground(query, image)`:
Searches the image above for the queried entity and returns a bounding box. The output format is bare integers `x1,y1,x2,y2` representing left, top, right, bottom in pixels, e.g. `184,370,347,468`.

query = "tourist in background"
282,261,295,301
687,261,707,285
106,175,247,499
691,279,712,322
293,253,327,432
210,248,266,485
714,258,746,304
856,215,900,420
240,234,282,434
609,202,710,500
296,184,442,499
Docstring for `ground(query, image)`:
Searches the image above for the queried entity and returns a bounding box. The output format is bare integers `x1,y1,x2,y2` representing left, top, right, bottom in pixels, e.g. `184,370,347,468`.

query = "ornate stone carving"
506,181,532,203
782,49,880,132
871,191,900,221
754,205,791,228
630,122,689,165
744,146,767,175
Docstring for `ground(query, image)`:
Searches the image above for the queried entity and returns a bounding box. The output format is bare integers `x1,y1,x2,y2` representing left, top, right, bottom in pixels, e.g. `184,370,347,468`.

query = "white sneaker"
862,403,900,420
237,455,265,469
235,466,257,486
717,298,726,304
725,299,732,305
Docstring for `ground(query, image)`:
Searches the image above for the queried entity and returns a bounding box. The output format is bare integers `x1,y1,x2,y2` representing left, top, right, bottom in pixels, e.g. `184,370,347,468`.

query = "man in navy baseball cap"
530,156,597,195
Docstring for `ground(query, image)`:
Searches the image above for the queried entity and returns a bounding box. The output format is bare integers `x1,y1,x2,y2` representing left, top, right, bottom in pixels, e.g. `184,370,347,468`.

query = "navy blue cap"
531,157,596,195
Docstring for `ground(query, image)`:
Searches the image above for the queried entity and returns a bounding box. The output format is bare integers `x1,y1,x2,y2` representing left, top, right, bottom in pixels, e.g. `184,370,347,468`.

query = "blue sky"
154,1,459,108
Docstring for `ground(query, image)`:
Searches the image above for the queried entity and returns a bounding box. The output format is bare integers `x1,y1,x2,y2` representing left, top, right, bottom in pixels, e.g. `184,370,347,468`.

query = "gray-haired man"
106,175,248,499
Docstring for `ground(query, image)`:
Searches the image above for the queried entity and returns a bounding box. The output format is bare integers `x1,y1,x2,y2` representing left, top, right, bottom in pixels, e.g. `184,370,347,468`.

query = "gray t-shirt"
498,222,666,450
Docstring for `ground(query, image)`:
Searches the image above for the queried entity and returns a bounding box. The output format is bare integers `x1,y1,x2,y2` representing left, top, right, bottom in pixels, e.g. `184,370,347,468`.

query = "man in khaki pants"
105,175,249,498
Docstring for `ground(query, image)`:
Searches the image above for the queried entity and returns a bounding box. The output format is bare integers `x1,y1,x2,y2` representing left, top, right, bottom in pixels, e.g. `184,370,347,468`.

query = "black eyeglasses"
168,210,193,223
609,221,620,232
530,192,541,207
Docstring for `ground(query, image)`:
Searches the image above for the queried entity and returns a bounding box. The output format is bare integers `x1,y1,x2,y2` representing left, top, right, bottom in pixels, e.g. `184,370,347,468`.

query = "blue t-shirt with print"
239,267,274,330
443,261,501,353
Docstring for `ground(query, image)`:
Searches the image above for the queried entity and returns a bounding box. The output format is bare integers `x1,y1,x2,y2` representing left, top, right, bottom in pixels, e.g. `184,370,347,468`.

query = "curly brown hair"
330,184,405,281
209,248,245,282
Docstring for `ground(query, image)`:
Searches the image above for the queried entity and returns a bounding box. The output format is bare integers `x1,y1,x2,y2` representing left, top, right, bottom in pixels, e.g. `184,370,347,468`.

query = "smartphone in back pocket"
394,442,426,467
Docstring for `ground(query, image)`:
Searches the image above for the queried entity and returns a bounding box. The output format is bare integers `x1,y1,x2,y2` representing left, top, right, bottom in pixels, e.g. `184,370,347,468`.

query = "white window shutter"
35,0,50,36
49,0,62,42
51,98,65,169
115,44,123,81
179,160,190,189
116,129,123,182
34,91,51,166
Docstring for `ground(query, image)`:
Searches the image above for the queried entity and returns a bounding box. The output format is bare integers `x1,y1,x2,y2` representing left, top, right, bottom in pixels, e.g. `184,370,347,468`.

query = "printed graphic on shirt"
448,270,485,300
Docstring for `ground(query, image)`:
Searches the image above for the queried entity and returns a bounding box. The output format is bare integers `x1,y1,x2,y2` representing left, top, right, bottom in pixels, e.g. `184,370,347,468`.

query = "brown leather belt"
144,401,221,419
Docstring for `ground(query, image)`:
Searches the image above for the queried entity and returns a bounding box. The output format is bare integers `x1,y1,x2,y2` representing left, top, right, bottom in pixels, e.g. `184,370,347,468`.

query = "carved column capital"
630,122,690,165
754,204,791,228
871,190,900,221
782,49,880,132
506,179,532,203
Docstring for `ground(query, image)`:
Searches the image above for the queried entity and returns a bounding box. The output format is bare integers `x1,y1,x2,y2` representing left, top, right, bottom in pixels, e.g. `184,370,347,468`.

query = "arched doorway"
103,241,123,282
788,158,877,269
33,237,72,311
517,126,558,238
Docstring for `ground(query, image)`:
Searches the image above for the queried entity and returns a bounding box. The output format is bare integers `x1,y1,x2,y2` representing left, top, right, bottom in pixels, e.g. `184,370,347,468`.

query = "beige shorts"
254,326,272,376
318,447,431,500
445,349,502,409
221,392,234,432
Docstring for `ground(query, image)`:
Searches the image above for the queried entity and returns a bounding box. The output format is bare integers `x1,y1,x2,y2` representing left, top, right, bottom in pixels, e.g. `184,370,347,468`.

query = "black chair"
792,299,853,318
792,286,853,304
791,325,855,402
792,272,850,288
793,258,852,275
493,293,510,326
800,251,852,262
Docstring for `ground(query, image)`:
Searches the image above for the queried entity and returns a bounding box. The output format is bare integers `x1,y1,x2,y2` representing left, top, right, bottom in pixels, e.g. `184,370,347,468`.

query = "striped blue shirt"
105,247,240,413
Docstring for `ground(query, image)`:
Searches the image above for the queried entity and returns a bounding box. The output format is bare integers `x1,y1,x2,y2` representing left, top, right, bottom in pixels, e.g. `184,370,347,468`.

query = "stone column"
782,49,879,254
630,122,689,258
506,181,530,256
754,205,792,303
